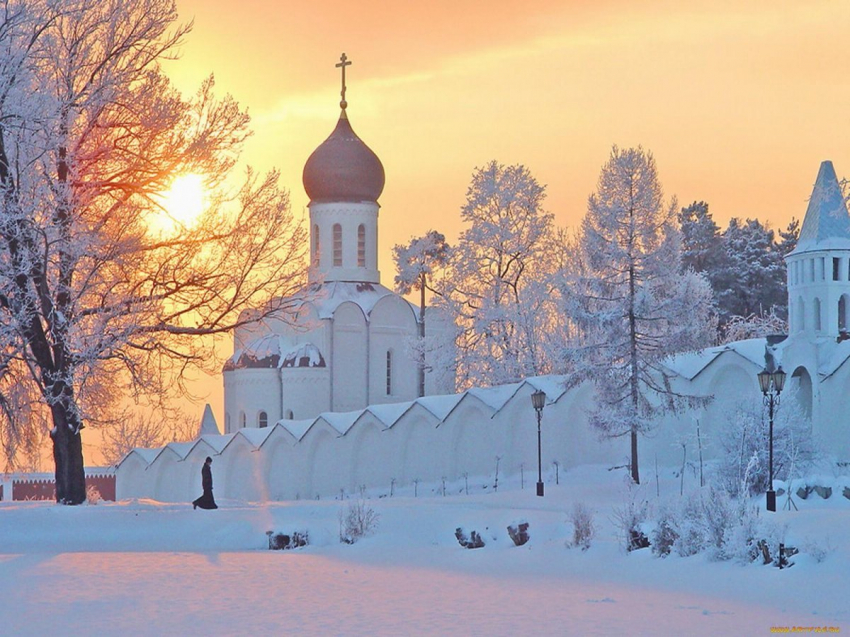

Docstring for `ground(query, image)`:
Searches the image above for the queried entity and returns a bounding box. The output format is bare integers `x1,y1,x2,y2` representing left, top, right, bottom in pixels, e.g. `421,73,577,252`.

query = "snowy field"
0,465,846,636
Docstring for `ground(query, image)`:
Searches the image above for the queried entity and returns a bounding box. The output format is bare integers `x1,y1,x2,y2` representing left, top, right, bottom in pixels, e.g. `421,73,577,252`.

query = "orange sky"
145,0,850,436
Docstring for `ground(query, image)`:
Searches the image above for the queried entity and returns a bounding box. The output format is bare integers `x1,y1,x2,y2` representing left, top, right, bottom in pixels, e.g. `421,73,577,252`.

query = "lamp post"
757,366,786,512
531,389,546,497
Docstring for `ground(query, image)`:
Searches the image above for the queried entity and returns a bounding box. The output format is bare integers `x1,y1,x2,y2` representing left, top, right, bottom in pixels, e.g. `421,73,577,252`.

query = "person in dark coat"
193,456,218,510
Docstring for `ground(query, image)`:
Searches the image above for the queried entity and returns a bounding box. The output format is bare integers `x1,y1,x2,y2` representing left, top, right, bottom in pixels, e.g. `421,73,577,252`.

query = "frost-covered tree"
721,309,788,344
776,217,800,257
100,411,197,466
566,146,715,484
679,201,725,276
0,0,307,503
435,161,557,388
714,391,818,497
713,218,786,326
393,230,450,396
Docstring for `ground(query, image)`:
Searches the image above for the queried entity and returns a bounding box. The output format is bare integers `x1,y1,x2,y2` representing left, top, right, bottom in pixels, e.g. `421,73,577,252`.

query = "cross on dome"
336,52,352,110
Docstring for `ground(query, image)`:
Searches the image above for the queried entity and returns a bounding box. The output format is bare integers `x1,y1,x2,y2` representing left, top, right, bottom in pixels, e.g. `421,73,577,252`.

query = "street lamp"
757,366,786,512
531,389,546,497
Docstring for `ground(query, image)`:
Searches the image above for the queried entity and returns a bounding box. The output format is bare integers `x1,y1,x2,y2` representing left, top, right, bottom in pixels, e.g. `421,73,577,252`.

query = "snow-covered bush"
674,496,706,557
714,392,819,497
650,487,785,564
339,500,379,544
611,495,650,552
650,506,679,557
567,503,596,551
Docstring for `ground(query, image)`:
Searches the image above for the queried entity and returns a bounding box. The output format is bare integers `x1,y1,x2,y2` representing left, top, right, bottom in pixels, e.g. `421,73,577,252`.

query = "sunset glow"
156,0,850,427
157,174,206,231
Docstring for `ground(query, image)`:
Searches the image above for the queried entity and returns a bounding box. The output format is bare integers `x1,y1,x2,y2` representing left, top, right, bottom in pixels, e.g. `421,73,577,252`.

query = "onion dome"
302,111,385,204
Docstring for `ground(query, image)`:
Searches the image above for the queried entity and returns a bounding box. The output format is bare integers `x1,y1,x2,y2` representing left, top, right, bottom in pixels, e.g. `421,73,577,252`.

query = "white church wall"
281,368,331,421
369,294,419,404
263,427,303,500
444,398,501,480
818,367,850,461
220,435,266,501
115,451,156,500
223,369,281,433
332,301,368,412
303,422,348,499
151,449,184,502
344,415,396,492
395,403,443,485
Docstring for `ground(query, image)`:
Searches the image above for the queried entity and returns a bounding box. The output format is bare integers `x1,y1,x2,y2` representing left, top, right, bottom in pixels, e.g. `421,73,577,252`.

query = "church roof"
224,337,326,372
302,111,385,204
793,160,850,254
305,281,415,320
197,404,220,437
663,337,776,381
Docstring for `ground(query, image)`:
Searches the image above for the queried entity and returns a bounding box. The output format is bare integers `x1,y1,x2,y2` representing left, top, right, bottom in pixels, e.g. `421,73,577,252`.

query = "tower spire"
336,52,352,112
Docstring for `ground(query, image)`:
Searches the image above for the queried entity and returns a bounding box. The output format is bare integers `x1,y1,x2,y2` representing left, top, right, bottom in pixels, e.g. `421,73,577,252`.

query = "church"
115,61,850,503
221,55,453,433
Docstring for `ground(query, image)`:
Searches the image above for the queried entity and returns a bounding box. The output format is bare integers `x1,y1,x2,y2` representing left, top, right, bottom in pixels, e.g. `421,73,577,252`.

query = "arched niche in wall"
790,366,813,420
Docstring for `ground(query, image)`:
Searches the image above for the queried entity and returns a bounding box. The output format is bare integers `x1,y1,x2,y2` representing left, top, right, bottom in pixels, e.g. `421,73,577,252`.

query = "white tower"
786,160,850,338
302,53,385,285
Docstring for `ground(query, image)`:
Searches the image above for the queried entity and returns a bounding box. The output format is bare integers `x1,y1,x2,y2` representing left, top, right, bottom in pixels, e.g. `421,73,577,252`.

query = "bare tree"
0,0,307,503
100,410,197,466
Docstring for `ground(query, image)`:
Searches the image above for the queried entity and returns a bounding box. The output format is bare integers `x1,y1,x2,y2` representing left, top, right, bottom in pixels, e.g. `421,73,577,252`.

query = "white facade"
222,104,453,432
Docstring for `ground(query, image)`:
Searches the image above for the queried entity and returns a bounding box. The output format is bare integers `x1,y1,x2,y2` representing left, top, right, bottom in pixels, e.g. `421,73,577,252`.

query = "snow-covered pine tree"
679,201,726,276
0,0,306,503
776,217,800,257
434,161,557,388
714,218,787,326
565,146,715,484
393,231,451,396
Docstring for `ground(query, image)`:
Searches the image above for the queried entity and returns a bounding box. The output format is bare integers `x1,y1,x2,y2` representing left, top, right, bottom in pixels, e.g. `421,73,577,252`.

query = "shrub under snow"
714,392,819,498
567,503,596,551
648,487,785,564
338,499,380,544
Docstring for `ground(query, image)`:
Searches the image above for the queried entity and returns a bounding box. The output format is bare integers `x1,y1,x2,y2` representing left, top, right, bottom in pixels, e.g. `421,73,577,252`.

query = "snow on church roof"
305,281,415,320
467,383,523,412
319,410,362,435
793,160,850,254
818,339,850,379
663,338,776,381
225,335,326,371
362,401,416,427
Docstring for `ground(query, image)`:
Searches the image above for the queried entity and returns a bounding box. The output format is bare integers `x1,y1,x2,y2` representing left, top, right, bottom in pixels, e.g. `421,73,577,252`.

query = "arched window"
386,350,393,395
797,297,805,332
840,295,850,332
357,224,366,267
258,411,268,428
225,413,231,434
285,409,294,420
814,297,822,332
239,412,246,429
313,224,320,266
333,223,342,266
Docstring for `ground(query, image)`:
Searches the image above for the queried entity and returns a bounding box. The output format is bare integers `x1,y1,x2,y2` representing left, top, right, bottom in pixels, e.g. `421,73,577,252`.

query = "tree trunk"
49,401,87,505
418,273,426,398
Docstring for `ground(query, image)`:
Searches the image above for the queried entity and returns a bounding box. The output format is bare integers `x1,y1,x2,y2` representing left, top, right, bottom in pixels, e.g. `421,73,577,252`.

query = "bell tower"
786,161,850,338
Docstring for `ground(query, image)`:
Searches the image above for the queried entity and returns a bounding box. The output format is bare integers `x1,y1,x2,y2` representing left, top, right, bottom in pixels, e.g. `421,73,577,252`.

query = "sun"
157,174,206,231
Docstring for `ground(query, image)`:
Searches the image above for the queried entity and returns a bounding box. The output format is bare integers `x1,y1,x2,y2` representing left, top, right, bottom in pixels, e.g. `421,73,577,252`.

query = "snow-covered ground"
0,465,846,636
